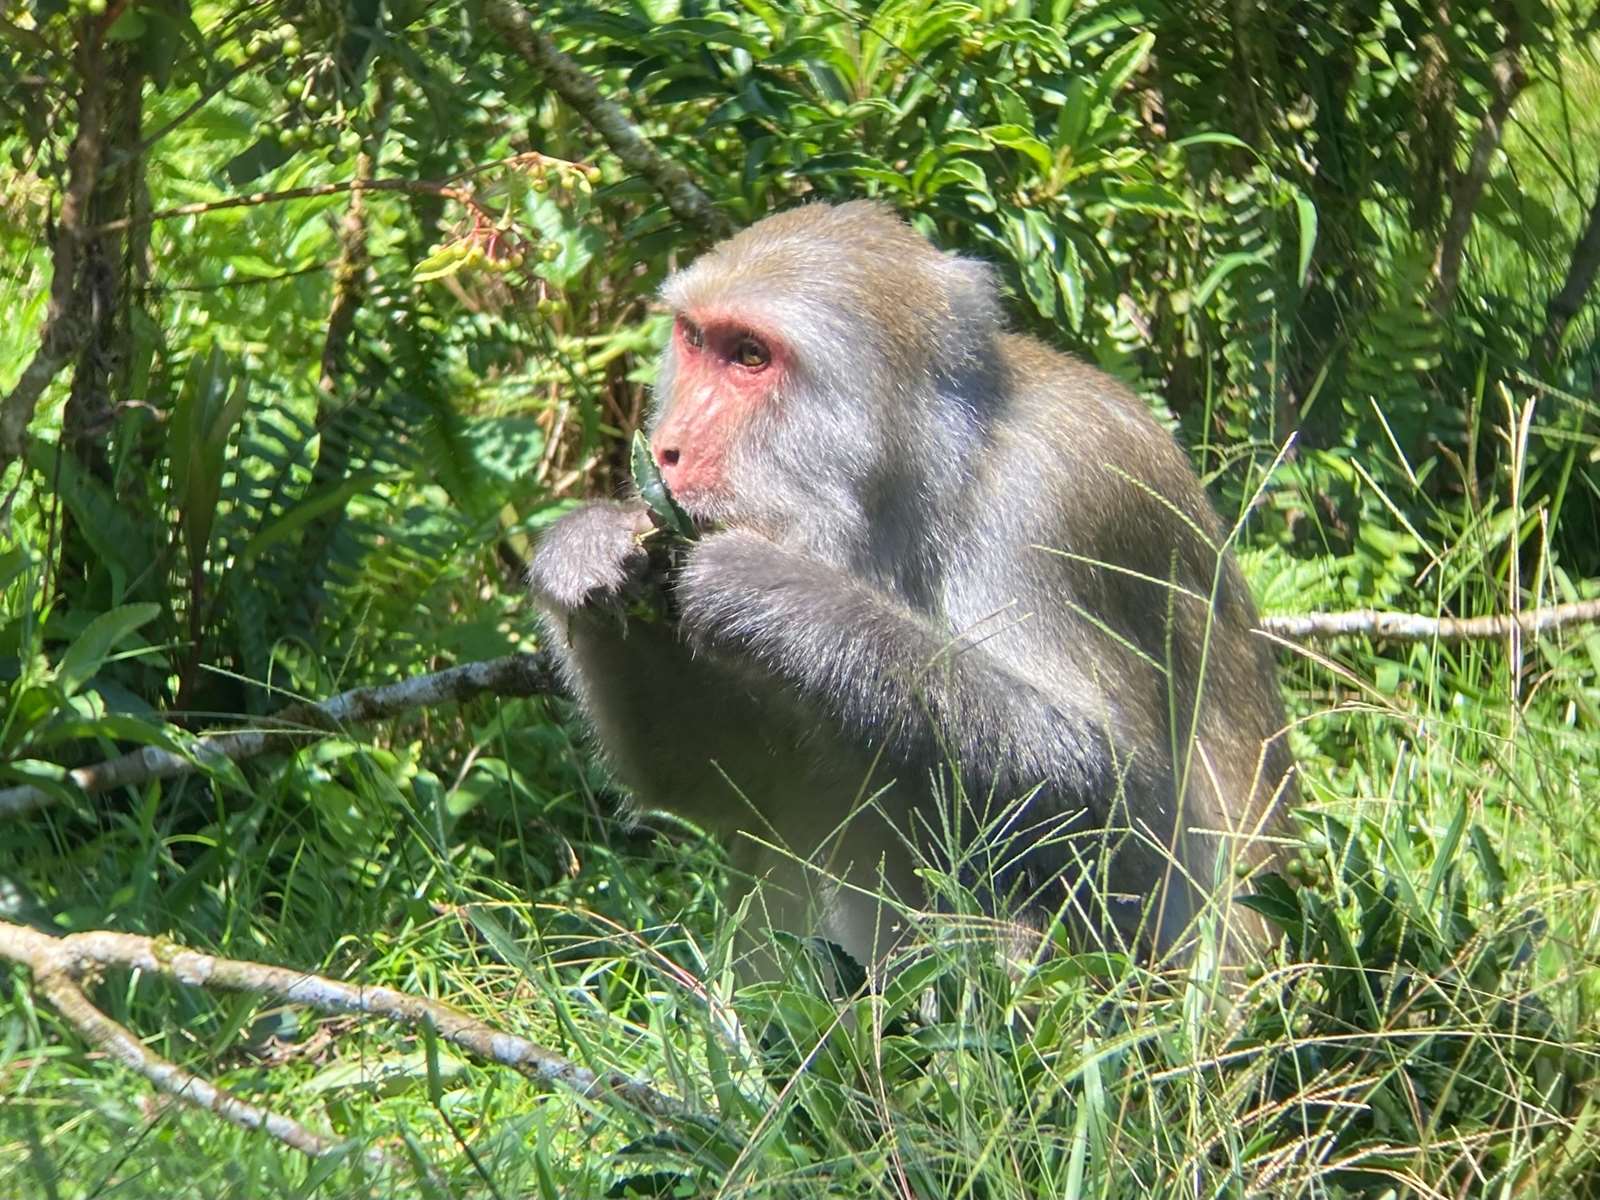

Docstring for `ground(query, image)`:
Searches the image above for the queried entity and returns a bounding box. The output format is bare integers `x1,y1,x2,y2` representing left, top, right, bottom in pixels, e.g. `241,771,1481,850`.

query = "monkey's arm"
677,529,1136,809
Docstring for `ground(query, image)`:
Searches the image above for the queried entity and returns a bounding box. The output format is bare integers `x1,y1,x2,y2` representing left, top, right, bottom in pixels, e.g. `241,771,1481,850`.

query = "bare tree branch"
0,34,106,466
320,64,396,394
482,0,734,240
1432,36,1527,314
1534,181,1600,365
0,919,692,1161
0,651,561,820
10,592,1600,820
1262,597,1600,642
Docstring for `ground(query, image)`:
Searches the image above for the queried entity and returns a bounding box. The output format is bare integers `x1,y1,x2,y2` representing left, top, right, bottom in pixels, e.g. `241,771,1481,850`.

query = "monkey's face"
649,312,785,523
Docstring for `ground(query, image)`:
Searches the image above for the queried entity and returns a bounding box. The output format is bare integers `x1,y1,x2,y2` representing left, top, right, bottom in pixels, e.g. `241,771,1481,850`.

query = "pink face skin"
652,313,787,507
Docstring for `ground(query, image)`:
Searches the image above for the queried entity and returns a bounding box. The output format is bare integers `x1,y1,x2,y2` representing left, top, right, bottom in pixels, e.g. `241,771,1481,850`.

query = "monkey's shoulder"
989,335,1200,498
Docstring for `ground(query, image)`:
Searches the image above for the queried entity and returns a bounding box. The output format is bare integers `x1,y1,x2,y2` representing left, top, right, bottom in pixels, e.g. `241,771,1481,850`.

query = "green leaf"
925,157,994,208
1239,874,1302,939
1191,248,1271,309
1468,826,1508,904
24,440,151,600
1102,181,1190,216
1172,131,1255,152
1054,236,1086,331
169,346,249,571
106,7,148,40
28,713,183,752
1054,77,1094,152
1294,190,1318,286
988,81,1032,127
412,241,469,283
241,474,389,562
983,124,1054,172
1092,31,1155,101
631,431,696,539
55,603,162,698
1425,796,1470,907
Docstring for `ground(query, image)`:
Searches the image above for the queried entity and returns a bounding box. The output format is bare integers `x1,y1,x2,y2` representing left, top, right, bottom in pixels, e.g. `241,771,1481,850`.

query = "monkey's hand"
528,501,661,615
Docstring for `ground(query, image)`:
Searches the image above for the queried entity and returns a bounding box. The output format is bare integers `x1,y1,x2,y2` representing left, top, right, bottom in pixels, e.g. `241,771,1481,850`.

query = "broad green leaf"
28,713,184,752
1102,181,1191,216
1063,3,1144,46
1054,77,1094,152
24,440,150,599
983,124,1054,172
55,603,162,698
1294,190,1318,286
924,156,993,205
169,345,248,571
1056,235,1086,330
651,17,767,53
989,81,1033,127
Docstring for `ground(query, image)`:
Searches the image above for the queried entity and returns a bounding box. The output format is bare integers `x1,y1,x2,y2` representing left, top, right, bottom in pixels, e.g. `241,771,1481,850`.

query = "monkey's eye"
679,319,704,350
733,336,770,369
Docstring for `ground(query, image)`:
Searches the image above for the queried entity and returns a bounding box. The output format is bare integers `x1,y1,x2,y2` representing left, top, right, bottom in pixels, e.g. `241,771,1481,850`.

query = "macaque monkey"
530,201,1292,972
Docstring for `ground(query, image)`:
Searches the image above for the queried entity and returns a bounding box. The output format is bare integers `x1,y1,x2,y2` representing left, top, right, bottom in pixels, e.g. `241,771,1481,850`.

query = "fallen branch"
0,651,561,820
1261,597,1600,642
0,919,691,1162
482,0,734,239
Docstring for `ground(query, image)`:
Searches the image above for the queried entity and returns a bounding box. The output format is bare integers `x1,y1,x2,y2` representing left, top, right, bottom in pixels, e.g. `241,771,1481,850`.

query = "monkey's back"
947,334,1292,914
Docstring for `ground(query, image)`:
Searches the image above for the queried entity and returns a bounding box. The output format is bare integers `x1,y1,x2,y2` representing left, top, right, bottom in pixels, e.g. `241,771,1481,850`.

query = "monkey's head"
649,201,1001,544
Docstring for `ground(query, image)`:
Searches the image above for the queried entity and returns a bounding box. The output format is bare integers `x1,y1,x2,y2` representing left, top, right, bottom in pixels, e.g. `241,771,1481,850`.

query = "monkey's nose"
656,446,681,469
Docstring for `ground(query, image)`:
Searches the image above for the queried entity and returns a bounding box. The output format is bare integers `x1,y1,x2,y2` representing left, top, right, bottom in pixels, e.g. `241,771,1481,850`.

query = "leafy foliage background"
1,0,1598,1196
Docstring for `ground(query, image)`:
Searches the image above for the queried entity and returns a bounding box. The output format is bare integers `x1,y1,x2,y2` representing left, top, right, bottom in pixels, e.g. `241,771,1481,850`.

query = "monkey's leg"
558,609,928,972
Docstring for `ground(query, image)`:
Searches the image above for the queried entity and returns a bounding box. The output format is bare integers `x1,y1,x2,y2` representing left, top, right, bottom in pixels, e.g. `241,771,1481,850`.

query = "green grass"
2,581,1598,1199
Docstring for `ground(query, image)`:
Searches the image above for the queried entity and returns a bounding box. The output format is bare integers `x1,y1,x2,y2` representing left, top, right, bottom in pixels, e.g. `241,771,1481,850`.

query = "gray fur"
529,201,1294,971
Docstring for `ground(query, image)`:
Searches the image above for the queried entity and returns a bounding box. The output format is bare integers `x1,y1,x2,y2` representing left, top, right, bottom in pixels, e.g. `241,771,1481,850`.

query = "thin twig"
1261,597,1600,642
0,651,561,819
482,0,733,239
89,175,497,238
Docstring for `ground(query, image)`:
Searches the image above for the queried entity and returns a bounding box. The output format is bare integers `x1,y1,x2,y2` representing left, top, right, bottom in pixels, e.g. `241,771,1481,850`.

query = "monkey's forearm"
677,532,1124,808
